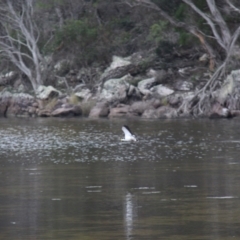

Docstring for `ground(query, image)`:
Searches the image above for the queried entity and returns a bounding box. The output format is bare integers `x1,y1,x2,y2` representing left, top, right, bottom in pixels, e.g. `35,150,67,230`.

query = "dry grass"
68,93,80,105
80,100,97,117
44,98,58,110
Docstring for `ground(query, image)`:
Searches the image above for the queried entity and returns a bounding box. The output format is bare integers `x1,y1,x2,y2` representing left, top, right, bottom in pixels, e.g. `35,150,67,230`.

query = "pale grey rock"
99,75,131,102
151,85,174,98
137,77,156,95
175,80,193,91
36,85,61,100
75,88,92,101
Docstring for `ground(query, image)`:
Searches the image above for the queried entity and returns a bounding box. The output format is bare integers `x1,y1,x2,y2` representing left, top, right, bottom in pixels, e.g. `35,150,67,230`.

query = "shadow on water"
0,117,240,239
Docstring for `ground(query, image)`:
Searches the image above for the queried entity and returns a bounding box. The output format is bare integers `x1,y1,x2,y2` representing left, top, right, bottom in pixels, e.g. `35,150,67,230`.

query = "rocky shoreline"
1,52,240,119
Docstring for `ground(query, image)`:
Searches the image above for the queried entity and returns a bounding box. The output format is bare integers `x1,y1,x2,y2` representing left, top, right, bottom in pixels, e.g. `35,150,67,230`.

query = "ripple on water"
1,120,239,164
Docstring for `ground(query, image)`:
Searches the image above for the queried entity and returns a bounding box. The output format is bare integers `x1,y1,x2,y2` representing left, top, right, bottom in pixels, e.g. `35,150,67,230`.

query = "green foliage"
36,0,64,10
160,97,168,106
177,30,192,46
152,0,183,15
148,21,168,44
80,100,97,117
155,41,174,56
54,19,97,46
44,98,58,110
43,19,101,65
68,93,80,105
110,18,135,31
174,3,186,21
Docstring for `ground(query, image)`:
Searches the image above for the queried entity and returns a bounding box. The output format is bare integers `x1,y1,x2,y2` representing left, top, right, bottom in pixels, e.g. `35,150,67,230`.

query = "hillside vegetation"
1,0,240,118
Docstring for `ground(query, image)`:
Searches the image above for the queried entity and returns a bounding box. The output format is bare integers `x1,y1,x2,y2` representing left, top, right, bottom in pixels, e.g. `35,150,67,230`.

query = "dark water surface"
0,117,240,240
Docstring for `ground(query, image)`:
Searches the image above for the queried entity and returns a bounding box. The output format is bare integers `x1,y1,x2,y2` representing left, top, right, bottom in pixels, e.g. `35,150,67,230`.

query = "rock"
230,110,240,117
127,85,142,99
199,53,209,62
99,74,131,102
129,101,153,116
168,92,194,107
0,92,36,117
152,99,162,109
215,70,240,109
212,69,240,113
0,101,8,117
108,56,131,70
108,104,130,118
174,80,193,91
142,106,177,119
89,102,109,118
137,77,156,95
36,85,61,100
54,59,71,76
147,69,168,84
51,105,82,117
0,71,17,86
37,109,51,117
74,88,92,101
209,102,231,119
0,91,12,117
151,85,174,98
100,56,132,83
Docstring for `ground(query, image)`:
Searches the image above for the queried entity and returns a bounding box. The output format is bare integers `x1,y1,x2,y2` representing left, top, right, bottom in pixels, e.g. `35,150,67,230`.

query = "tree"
126,0,240,116
0,0,47,92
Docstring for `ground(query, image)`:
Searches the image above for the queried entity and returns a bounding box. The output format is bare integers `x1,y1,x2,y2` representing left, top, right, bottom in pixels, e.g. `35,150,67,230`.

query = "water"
0,117,240,240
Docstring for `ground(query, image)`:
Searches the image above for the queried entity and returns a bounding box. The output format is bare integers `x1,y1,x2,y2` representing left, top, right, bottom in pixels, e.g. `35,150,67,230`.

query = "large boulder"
137,77,157,95
174,80,194,91
151,85,174,98
108,104,130,118
100,56,132,83
0,91,37,117
142,106,177,119
129,101,154,116
89,102,109,118
0,91,12,117
99,74,131,102
36,85,61,100
9,93,36,117
209,102,231,119
74,85,92,101
215,70,240,109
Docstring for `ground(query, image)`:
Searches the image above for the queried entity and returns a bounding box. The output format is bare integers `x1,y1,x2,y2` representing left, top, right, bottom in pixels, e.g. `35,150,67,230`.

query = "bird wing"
122,126,133,139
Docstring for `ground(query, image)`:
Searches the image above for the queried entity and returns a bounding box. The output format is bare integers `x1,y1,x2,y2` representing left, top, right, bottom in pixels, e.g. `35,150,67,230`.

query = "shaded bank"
1,53,240,119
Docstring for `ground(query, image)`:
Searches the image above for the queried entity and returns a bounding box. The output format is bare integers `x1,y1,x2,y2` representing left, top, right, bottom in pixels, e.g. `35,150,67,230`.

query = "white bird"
121,125,137,142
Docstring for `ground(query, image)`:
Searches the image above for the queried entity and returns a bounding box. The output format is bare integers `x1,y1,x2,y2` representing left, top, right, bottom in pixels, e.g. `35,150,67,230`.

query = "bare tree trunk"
0,0,46,92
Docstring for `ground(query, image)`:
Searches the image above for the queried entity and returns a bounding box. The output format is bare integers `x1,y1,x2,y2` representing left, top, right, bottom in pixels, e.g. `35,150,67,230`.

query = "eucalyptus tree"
0,0,47,92
126,0,240,115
